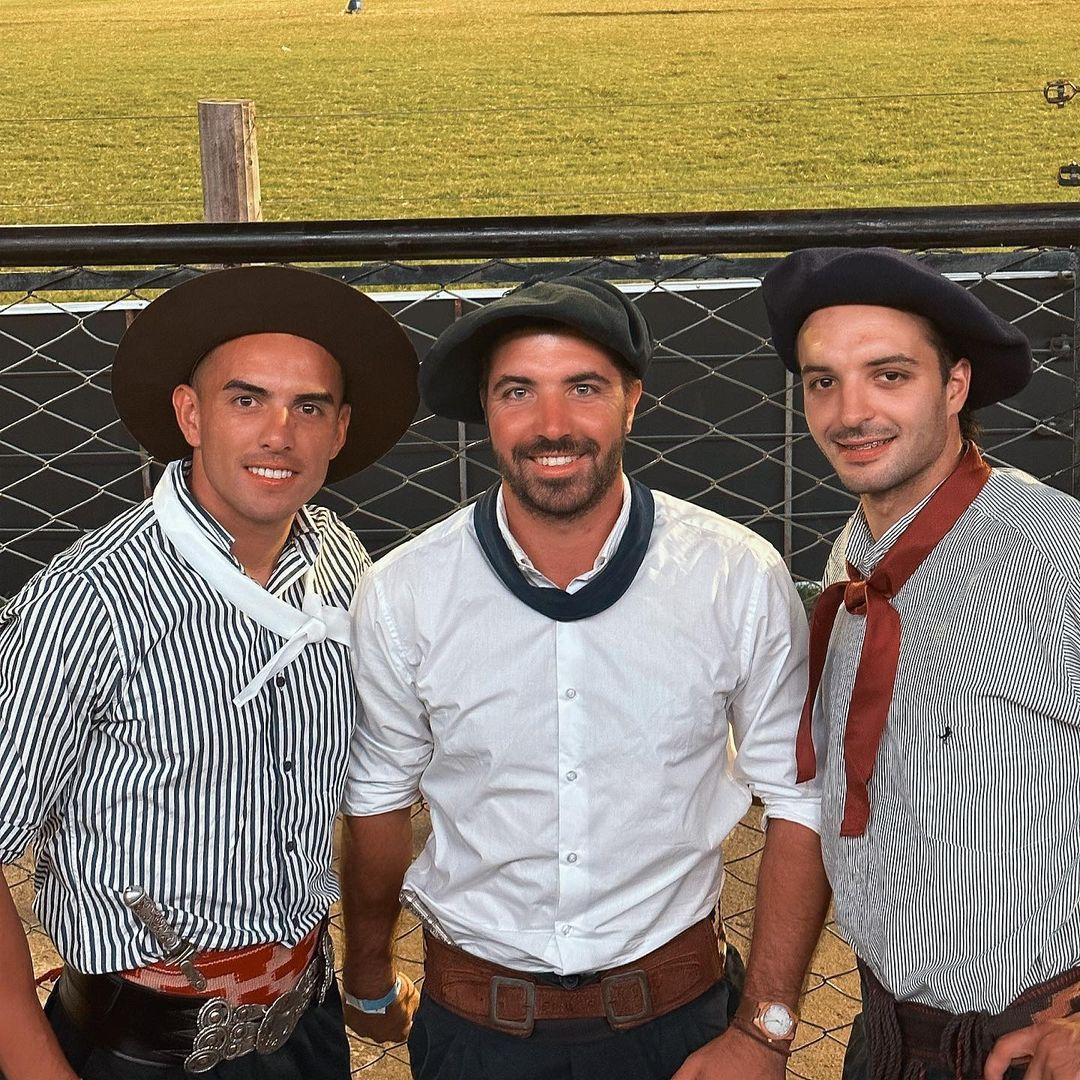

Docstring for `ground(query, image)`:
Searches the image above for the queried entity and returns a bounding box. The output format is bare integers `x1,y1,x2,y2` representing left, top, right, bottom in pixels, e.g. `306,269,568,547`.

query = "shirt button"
565,770,577,782
285,839,296,853
561,925,571,936
566,852,578,864
565,688,577,700
275,674,286,688
283,759,294,773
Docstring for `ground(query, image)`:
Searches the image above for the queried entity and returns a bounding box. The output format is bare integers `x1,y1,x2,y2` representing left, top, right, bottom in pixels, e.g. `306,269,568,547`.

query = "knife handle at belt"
123,887,208,991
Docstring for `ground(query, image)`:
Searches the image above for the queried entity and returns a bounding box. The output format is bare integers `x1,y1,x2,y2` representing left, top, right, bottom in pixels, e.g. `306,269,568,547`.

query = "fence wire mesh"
2,247,1077,1078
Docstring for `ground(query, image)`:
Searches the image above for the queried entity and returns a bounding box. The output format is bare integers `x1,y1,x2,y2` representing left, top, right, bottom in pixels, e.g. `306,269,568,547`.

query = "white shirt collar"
494,474,633,593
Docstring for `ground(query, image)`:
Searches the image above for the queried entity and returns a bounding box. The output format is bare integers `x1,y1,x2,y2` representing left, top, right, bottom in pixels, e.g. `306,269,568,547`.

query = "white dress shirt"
345,479,818,974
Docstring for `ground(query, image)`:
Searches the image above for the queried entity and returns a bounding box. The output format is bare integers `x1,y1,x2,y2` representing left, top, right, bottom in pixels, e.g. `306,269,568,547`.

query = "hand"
671,1024,788,1080
343,971,420,1045
983,1015,1080,1080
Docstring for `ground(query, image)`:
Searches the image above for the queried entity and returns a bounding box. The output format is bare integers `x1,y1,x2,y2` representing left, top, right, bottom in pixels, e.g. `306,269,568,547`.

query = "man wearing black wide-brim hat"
0,265,419,1079
763,247,1080,1080
340,276,831,1080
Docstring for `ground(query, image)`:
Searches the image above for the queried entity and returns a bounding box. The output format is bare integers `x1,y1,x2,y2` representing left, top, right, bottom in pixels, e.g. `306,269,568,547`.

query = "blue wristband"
345,976,402,1014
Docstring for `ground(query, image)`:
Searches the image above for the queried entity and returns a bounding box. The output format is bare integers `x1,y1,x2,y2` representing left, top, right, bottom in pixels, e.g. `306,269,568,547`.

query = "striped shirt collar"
845,447,970,577
172,460,321,596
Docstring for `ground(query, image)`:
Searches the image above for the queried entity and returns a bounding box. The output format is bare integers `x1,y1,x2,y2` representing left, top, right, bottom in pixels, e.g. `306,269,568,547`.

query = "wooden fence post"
197,100,262,222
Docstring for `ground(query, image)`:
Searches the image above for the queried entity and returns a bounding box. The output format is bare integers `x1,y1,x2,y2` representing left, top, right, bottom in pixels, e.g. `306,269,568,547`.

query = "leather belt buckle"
601,968,652,1028
489,975,536,1036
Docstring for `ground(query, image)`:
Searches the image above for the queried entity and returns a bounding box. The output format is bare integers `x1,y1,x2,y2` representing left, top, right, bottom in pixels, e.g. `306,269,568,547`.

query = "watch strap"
730,1016,794,1058
344,976,402,1014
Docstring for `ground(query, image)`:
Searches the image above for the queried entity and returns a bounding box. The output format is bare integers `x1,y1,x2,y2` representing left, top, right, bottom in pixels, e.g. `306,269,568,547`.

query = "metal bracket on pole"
1044,80,1077,107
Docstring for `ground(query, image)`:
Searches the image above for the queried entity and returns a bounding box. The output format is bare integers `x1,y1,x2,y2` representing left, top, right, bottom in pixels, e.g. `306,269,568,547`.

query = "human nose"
837,382,874,429
535,392,572,440
259,405,294,451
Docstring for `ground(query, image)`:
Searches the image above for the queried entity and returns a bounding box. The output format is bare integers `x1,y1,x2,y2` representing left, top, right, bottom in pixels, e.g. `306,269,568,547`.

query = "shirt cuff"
341,778,421,817
758,797,822,835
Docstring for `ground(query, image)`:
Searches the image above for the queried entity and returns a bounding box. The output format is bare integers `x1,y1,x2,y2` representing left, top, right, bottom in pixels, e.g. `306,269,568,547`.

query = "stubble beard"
495,434,626,524
828,415,953,499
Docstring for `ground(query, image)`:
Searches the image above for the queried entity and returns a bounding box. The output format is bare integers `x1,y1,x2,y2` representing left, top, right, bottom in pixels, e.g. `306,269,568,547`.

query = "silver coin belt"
184,931,336,1074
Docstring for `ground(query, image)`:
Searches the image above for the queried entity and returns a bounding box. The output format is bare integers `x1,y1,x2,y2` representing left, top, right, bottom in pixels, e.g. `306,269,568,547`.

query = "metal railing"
2,205,1077,1078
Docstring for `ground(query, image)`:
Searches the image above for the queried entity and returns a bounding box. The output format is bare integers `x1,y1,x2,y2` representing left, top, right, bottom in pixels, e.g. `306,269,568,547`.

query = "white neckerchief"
152,461,351,706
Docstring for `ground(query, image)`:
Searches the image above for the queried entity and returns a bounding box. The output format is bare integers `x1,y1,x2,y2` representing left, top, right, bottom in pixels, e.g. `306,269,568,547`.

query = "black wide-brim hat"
112,265,419,483
420,276,653,423
762,246,1033,409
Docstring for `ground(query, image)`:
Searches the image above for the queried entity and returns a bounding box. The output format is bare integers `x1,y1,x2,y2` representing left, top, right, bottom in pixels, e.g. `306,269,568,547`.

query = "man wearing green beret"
339,277,831,1079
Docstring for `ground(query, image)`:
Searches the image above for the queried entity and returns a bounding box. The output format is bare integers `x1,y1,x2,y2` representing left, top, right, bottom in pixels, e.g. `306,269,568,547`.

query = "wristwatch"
748,1000,798,1043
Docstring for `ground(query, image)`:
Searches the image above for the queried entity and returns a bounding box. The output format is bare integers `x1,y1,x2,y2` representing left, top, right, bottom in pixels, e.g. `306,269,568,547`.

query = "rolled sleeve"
344,572,432,816
728,558,822,834
0,571,115,863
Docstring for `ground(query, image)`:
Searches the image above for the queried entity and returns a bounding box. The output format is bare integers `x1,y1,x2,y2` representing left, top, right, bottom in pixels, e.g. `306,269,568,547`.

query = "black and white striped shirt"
0,465,368,974
817,466,1080,1013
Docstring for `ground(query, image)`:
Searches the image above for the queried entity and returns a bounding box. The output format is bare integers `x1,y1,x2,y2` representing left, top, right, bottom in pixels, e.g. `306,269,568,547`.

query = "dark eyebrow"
292,391,337,406
563,370,613,385
222,379,268,396
222,380,338,406
867,354,918,367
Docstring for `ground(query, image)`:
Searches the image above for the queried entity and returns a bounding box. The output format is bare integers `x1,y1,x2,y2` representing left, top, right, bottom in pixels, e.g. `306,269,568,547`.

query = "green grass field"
0,0,1076,226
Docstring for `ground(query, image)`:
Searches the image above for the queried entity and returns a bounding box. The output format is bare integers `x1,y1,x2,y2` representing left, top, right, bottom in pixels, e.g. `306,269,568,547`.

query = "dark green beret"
420,277,653,423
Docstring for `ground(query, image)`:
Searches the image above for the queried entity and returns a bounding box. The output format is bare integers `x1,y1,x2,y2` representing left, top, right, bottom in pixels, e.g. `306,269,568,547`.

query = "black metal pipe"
0,204,1077,267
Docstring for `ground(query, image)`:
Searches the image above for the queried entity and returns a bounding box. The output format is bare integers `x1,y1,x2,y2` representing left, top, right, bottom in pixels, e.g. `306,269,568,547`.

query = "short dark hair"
477,319,640,404
919,317,980,444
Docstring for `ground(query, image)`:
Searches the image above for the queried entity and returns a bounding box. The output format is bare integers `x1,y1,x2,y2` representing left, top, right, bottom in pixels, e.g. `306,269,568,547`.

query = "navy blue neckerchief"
472,478,655,622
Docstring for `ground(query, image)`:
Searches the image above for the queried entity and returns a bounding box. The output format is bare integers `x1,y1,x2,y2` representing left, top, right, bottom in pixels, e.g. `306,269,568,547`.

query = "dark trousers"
408,978,734,1080
43,978,351,1080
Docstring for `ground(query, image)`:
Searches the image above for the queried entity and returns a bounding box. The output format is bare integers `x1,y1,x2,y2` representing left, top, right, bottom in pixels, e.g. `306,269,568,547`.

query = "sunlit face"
483,330,642,522
171,332,350,540
797,305,970,500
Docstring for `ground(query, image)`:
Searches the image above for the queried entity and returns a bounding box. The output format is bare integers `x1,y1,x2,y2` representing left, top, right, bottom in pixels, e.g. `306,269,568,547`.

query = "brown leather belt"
422,918,724,1037
859,958,1080,1079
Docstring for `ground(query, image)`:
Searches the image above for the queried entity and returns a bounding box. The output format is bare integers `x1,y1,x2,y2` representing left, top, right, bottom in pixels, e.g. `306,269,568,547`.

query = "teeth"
535,455,579,467
248,466,294,479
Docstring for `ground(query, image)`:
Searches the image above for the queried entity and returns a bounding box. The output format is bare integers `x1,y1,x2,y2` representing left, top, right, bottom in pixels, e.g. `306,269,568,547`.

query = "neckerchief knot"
796,444,992,837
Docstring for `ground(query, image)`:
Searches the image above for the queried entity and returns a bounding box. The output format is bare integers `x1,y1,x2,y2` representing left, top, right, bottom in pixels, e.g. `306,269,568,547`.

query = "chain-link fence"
2,230,1077,1078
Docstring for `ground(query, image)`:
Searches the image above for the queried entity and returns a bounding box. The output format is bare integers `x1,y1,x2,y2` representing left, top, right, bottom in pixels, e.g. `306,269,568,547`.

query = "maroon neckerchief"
797,444,992,837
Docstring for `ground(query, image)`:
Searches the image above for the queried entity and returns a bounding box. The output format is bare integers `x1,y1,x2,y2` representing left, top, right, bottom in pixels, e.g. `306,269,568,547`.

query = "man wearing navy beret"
339,277,831,1079
763,247,1080,1080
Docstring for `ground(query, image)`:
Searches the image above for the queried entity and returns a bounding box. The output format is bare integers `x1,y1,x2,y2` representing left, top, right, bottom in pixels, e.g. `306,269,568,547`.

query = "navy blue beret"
762,247,1033,409
420,277,652,423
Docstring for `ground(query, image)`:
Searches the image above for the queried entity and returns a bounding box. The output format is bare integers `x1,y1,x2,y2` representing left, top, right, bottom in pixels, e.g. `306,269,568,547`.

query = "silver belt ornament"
184,930,335,1074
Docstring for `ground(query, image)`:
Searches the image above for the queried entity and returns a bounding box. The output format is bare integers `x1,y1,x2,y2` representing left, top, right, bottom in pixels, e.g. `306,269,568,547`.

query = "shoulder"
970,469,1080,580
650,489,789,576
364,503,476,586
303,504,371,573
352,504,477,633
2,499,156,625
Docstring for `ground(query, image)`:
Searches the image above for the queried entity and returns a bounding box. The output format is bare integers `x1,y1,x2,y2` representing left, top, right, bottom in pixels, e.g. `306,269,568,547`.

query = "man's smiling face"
797,304,970,502
172,332,350,540
483,328,642,523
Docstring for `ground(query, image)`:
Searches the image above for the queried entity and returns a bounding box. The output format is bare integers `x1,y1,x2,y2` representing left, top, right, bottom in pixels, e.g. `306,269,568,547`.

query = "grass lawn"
0,0,1076,225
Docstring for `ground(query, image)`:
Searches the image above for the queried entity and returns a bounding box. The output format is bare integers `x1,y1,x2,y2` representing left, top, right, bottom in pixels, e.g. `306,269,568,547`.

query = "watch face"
758,1002,796,1038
